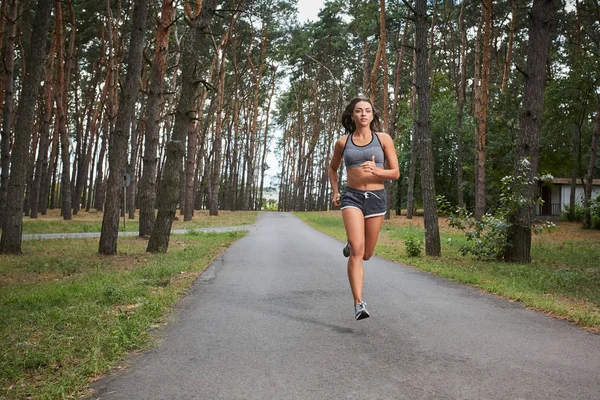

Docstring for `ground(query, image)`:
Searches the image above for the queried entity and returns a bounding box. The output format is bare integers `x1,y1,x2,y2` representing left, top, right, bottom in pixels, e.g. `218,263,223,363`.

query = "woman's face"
353,101,373,128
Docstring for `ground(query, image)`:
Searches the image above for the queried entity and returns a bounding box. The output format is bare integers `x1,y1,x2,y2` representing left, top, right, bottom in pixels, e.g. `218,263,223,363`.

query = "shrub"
438,158,555,261
590,195,600,229
404,235,423,257
562,204,585,222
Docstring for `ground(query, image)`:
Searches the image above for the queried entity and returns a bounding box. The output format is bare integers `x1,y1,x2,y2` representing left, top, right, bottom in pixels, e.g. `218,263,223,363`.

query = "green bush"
404,235,423,257
437,158,555,260
590,195,600,229
562,204,585,222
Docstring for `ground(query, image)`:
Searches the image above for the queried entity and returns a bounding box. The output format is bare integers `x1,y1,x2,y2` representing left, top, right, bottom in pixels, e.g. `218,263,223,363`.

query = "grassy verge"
16,209,257,235
295,211,600,333
0,230,246,399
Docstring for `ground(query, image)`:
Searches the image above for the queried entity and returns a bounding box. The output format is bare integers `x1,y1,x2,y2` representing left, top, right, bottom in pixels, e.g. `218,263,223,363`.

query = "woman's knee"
362,252,373,261
349,242,365,258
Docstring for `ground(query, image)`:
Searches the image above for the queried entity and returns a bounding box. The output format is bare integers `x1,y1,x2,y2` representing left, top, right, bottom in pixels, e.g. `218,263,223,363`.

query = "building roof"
552,178,600,185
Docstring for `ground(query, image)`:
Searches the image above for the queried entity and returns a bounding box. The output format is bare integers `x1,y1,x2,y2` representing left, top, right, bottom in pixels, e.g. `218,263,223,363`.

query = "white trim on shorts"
341,206,386,219
365,211,386,218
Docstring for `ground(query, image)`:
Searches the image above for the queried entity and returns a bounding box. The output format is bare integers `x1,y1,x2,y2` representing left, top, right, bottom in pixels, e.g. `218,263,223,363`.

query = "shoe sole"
343,243,350,257
355,310,370,320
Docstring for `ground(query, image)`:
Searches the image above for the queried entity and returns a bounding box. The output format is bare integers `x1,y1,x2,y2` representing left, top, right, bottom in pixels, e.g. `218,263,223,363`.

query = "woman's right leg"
342,208,365,305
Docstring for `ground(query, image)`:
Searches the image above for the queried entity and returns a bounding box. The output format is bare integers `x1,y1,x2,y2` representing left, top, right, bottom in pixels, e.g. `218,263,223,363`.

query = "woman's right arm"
329,138,344,207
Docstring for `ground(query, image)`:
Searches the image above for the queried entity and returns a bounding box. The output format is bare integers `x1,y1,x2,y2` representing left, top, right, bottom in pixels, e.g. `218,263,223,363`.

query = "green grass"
295,211,600,332
0,231,246,399
19,209,257,234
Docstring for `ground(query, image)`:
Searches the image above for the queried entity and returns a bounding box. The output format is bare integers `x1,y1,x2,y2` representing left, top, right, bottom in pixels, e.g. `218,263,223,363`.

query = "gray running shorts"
340,187,387,218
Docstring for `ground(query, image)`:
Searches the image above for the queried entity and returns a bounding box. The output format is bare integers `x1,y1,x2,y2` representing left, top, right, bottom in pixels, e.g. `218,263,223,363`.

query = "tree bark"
406,37,418,219
391,17,408,216
504,0,555,263
99,0,149,255
501,0,516,92
475,0,492,219
54,1,72,220
0,0,53,254
583,108,599,228
415,0,441,256
258,70,276,210
0,0,19,225
244,22,268,211
30,35,56,218
456,0,467,208
94,124,108,211
361,39,370,95
147,0,218,253
139,0,176,236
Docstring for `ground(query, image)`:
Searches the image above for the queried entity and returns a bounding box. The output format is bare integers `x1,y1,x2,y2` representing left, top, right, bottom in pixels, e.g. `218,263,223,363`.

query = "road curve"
90,212,600,400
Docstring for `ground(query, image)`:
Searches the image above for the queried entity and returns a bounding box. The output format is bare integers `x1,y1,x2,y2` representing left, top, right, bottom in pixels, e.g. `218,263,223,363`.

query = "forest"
0,0,598,259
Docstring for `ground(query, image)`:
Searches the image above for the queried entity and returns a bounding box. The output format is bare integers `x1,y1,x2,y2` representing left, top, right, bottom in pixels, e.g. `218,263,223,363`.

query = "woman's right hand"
332,192,341,207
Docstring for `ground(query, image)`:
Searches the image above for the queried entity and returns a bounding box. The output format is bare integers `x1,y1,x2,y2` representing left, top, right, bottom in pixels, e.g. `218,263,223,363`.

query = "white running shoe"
354,301,370,320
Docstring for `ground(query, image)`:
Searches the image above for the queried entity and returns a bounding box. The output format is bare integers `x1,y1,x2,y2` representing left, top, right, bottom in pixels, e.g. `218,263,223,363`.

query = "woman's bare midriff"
346,168,385,190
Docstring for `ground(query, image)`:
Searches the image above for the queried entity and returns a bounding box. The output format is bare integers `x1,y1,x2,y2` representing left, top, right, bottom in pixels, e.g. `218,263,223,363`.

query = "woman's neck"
354,127,371,137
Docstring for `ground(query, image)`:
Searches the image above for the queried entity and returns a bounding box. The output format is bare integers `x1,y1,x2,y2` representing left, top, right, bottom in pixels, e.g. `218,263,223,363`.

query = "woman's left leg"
363,215,384,260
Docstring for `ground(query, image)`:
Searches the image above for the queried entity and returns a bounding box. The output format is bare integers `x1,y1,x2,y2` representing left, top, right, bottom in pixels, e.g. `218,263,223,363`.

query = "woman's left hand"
361,155,378,175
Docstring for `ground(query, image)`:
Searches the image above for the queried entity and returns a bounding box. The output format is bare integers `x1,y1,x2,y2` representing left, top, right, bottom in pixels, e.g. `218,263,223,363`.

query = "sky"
297,0,325,23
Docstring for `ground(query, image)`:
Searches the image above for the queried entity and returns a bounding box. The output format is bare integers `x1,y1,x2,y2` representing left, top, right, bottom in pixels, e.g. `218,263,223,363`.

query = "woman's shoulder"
335,133,350,147
374,131,393,144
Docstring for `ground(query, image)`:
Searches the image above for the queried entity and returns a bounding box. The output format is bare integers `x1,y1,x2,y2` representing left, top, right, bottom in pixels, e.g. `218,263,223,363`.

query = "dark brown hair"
341,97,383,134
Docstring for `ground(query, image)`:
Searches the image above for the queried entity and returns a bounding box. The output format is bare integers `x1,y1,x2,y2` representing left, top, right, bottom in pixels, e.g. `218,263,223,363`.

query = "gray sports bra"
343,132,385,169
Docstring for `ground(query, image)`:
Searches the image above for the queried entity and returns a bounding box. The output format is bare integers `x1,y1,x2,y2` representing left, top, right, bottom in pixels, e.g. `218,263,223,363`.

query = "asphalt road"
89,212,600,400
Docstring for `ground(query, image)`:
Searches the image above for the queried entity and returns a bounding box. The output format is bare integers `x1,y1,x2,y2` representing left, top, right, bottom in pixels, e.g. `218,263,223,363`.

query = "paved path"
89,212,600,400
22,225,251,241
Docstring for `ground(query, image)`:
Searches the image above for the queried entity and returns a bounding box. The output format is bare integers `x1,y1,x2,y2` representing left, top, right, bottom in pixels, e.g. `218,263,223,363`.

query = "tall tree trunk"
54,0,72,220
456,0,467,208
361,39,370,95
406,39,418,219
185,121,199,217
391,17,408,216
94,125,108,211
30,37,56,218
258,70,276,210
24,103,40,217
569,124,582,215
504,0,555,263
99,0,148,255
244,22,268,211
501,0,516,92
474,0,492,219
127,116,140,219
375,0,393,220
415,0,441,256
209,2,240,215
86,117,100,212
427,0,438,72
369,0,386,102
147,0,217,253
139,0,176,236
0,0,19,225
78,64,107,215
583,108,599,228
0,0,53,254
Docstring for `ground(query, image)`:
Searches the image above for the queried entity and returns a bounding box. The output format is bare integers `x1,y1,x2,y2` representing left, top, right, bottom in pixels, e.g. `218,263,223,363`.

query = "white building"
537,178,600,217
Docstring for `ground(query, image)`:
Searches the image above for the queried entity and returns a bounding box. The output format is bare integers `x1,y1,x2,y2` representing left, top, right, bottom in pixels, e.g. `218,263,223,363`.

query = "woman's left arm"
377,133,400,180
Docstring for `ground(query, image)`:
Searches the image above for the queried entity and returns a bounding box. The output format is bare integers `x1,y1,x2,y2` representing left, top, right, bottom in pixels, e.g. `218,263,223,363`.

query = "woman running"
329,97,400,320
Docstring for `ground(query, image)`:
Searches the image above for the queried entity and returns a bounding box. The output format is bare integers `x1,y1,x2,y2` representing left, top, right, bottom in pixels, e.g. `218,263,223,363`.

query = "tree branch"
305,55,345,104
399,0,416,15
514,63,528,78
